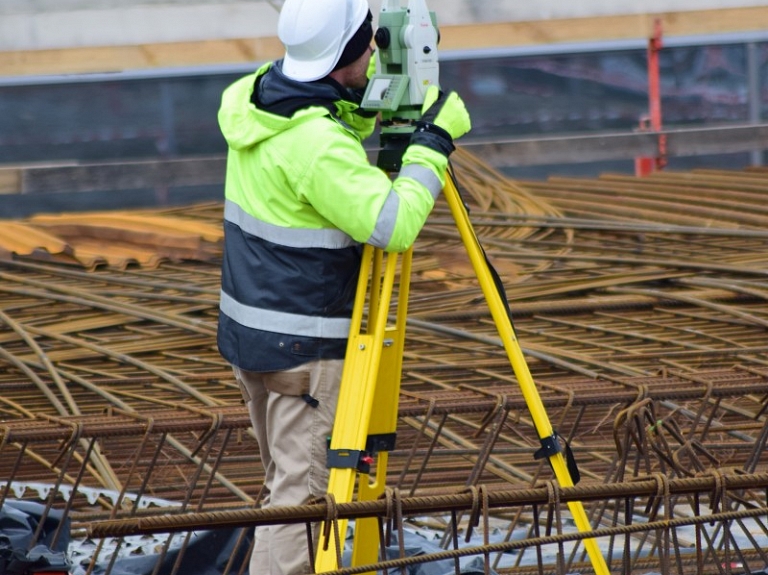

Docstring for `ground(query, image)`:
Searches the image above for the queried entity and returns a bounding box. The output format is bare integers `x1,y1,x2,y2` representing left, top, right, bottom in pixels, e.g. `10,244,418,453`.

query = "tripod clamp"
533,431,581,484
327,433,397,474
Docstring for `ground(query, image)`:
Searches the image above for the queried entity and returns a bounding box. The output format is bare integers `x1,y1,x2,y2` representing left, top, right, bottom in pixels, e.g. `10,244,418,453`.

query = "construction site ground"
2,148,768,574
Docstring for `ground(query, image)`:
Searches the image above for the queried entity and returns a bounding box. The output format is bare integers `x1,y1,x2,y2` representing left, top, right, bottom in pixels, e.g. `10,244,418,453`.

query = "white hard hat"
278,0,371,82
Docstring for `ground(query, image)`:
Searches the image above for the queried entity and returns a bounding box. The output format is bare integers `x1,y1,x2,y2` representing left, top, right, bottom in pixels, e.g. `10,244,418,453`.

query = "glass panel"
0,41,760,179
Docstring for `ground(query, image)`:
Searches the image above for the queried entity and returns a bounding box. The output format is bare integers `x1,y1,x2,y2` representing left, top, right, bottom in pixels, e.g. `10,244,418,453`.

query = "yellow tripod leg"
351,247,411,569
315,245,412,573
442,172,610,575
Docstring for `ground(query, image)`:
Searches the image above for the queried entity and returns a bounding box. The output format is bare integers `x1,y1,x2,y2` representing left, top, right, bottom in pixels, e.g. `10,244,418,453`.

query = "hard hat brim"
281,51,340,82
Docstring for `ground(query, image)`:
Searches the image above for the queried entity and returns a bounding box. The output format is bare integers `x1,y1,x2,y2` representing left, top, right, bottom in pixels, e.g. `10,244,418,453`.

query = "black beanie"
333,10,373,71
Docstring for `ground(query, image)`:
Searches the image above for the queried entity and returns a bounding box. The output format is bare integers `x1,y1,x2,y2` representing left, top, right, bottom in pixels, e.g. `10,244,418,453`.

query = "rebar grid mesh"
2,153,768,573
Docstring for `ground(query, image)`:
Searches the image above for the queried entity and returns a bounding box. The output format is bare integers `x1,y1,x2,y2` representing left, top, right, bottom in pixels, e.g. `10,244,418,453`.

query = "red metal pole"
635,19,666,176
648,19,663,133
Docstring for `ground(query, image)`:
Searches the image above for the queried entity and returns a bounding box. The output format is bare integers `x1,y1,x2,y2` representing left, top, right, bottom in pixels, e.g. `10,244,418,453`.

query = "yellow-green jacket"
217,61,449,371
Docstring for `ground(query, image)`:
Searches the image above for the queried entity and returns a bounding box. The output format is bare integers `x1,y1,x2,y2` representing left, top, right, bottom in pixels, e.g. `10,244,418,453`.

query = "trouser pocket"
263,366,312,397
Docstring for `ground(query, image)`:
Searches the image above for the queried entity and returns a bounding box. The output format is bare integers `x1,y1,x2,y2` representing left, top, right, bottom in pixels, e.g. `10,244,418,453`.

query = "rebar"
2,154,768,573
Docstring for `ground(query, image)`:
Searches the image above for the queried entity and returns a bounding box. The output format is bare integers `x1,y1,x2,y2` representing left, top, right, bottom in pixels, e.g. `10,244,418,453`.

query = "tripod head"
360,0,440,172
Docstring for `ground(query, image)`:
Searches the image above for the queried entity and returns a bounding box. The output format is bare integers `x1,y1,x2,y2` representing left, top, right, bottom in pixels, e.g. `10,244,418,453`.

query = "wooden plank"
440,6,768,50
139,38,283,69
0,46,153,76
0,38,283,76
2,6,768,77
441,15,649,50
0,168,21,194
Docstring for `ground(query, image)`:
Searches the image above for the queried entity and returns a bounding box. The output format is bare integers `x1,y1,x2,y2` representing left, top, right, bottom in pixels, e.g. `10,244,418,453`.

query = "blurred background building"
1,0,767,215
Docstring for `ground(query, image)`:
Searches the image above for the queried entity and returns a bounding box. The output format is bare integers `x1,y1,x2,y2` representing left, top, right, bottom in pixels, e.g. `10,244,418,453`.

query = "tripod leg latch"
327,449,374,474
326,433,397,474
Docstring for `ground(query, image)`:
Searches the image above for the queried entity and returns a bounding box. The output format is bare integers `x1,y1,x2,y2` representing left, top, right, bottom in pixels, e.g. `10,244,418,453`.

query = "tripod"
315,167,610,575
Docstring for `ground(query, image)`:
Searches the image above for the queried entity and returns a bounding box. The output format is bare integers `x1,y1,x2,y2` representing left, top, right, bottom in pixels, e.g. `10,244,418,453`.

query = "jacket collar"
252,60,357,118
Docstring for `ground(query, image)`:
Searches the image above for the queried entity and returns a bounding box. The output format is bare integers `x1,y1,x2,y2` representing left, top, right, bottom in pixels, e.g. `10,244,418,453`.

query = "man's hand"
420,85,471,141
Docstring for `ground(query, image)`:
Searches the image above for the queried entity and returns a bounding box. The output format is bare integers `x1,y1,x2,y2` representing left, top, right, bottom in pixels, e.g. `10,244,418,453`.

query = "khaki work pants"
234,359,344,575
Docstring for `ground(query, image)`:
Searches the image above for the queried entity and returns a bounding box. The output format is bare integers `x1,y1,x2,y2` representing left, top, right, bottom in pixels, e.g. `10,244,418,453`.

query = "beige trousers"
234,359,344,575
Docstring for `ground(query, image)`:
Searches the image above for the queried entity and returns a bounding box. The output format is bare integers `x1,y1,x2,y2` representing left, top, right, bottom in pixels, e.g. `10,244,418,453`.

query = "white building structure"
2,0,768,52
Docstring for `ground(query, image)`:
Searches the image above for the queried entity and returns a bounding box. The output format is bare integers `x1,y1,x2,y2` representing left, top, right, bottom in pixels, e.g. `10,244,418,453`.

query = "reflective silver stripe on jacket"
400,164,443,199
224,199,357,249
367,189,399,249
220,290,352,339
367,164,442,249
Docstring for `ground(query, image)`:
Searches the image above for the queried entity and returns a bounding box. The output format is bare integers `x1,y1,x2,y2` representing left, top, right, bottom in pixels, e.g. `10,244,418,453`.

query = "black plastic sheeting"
0,539,71,575
1,500,502,575
0,500,70,553
0,500,71,574
0,499,251,575
80,528,250,575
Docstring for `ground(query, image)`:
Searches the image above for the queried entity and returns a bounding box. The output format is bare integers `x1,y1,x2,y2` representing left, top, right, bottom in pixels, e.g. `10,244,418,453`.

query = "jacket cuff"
410,121,455,157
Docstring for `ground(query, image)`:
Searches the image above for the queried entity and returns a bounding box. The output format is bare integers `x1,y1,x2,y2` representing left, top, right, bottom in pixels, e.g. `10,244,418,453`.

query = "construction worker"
216,0,471,572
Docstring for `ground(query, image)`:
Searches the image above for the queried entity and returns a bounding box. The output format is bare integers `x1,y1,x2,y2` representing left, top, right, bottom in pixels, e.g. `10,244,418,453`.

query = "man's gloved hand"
419,85,471,140
410,85,472,157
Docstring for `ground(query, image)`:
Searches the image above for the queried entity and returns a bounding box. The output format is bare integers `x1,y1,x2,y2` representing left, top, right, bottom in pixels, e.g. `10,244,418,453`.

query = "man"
216,0,471,572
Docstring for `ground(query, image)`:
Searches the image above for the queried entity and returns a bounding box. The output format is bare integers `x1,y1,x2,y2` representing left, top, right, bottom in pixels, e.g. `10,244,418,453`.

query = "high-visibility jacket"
217,61,449,372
